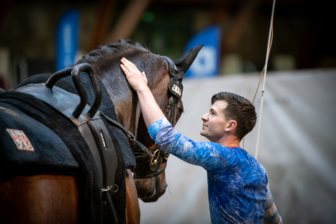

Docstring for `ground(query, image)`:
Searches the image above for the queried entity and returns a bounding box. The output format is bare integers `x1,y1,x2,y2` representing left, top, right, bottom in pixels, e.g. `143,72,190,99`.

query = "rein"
100,100,173,179
100,112,167,179
98,112,152,157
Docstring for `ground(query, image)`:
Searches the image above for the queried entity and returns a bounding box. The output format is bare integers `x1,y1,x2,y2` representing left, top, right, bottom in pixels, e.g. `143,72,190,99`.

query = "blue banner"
184,25,221,78
56,9,79,71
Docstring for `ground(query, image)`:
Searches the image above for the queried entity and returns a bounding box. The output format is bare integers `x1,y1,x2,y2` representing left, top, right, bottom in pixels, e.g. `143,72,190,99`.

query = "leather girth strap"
76,116,118,224
15,83,119,224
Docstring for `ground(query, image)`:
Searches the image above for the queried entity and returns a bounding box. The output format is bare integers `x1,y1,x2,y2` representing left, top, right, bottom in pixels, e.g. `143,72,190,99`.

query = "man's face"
200,100,230,142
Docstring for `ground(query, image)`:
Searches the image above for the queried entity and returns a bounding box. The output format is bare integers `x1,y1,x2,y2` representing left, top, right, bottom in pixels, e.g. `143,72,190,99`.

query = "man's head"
200,92,257,143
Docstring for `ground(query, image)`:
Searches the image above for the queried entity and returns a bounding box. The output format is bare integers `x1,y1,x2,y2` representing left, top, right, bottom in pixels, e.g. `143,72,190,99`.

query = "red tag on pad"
6,129,34,151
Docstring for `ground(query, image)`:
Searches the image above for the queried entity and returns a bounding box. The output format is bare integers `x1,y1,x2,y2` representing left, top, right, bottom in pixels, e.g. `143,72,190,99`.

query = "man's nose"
201,113,208,121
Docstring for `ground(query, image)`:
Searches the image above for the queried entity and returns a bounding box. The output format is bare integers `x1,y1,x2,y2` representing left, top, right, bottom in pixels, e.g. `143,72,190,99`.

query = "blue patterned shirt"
148,117,273,224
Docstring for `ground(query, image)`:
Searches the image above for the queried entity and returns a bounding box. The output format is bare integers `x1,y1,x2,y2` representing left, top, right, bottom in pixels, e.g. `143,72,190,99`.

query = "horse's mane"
76,39,150,68
75,39,160,94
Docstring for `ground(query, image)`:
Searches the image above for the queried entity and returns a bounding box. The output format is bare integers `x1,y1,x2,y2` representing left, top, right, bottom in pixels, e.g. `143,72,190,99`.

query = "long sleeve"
263,183,282,224
148,117,236,172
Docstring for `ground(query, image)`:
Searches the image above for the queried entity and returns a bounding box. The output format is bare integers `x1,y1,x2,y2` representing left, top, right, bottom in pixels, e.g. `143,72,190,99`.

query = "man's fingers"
120,58,129,68
122,57,137,70
122,62,135,73
120,64,129,75
123,57,132,65
120,64,127,72
121,59,130,68
122,58,133,68
121,58,145,83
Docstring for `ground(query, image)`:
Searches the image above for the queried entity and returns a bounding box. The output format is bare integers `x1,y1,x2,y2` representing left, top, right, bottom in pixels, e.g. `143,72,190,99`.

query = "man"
120,58,282,224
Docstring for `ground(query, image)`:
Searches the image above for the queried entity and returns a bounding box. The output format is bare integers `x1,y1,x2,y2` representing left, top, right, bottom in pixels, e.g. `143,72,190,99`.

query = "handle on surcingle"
45,63,102,119
45,67,73,88
71,63,102,118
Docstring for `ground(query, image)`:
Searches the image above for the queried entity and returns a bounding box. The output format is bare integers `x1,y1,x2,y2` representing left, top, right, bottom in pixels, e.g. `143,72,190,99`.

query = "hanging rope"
242,0,276,159
254,0,276,159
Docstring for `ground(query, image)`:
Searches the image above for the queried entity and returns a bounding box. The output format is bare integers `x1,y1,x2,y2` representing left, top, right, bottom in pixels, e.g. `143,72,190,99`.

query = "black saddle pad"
0,91,103,223
0,102,79,175
0,88,127,224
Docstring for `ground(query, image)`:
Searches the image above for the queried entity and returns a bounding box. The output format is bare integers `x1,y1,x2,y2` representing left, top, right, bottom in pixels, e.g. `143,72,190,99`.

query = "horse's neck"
98,56,168,137
102,79,139,134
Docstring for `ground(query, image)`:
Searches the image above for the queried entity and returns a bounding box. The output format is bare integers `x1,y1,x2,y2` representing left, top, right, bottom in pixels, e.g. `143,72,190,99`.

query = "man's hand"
120,58,148,92
120,57,164,127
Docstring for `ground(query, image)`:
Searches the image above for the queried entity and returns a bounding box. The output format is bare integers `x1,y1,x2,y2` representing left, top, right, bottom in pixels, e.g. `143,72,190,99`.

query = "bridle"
132,56,184,179
101,55,184,179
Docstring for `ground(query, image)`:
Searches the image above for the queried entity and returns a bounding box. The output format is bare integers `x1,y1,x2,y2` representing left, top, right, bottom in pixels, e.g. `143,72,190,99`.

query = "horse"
0,39,202,224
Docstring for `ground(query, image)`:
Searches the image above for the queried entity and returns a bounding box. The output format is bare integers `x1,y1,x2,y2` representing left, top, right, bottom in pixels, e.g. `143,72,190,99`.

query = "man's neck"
216,135,241,148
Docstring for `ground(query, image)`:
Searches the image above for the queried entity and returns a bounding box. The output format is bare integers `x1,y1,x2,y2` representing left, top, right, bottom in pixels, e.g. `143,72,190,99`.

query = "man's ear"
225,120,237,132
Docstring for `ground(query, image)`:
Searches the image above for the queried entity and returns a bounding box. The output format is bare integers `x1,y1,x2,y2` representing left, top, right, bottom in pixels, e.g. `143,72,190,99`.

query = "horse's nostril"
138,186,156,201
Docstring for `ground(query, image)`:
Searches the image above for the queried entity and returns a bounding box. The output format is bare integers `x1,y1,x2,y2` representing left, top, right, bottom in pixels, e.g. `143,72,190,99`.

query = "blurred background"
1,0,335,223
1,0,335,88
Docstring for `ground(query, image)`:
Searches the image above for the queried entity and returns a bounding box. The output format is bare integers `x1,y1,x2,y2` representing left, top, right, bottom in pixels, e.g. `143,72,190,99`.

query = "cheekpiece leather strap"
162,56,184,99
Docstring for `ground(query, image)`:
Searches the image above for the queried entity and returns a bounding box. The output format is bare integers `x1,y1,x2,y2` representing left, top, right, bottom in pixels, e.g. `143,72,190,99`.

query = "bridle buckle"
150,149,160,166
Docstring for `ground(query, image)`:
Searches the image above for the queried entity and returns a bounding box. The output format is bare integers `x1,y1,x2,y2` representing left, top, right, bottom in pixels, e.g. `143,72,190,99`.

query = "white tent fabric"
139,69,336,224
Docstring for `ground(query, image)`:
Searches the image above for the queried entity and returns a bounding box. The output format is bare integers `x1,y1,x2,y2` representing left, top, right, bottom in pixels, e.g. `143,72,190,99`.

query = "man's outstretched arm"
264,183,282,224
148,117,236,171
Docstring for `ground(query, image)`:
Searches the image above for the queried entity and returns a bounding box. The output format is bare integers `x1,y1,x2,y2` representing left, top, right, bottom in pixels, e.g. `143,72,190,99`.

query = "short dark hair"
211,92,257,141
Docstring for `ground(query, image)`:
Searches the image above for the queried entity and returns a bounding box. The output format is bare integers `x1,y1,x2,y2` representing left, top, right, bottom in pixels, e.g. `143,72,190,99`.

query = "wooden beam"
105,0,152,44
210,2,228,25
221,0,262,58
90,0,116,50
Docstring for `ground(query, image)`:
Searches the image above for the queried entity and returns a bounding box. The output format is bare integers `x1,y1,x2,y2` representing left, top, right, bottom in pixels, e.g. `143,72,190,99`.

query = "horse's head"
133,45,203,202
76,40,202,202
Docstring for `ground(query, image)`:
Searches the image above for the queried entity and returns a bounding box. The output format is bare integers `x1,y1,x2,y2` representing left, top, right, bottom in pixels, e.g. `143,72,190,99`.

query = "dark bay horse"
0,39,202,223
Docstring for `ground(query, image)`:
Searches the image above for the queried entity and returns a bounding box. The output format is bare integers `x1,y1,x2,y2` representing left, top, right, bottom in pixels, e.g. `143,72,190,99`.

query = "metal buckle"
114,184,119,193
102,186,112,192
102,184,119,193
150,149,160,165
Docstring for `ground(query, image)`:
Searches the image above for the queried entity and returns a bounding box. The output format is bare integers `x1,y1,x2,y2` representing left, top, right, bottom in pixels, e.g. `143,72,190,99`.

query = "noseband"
103,56,183,179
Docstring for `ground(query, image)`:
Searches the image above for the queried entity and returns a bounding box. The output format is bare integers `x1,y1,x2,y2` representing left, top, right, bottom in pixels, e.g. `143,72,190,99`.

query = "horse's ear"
174,44,204,74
